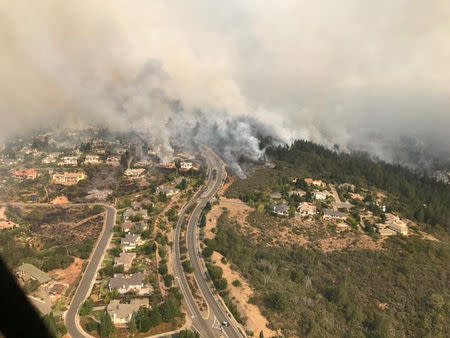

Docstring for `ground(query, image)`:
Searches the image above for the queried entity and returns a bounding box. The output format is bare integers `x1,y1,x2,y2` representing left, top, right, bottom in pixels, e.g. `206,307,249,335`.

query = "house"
350,193,364,201
121,234,141,251
114,253,136,270
123,208,148,221
273,203,289,217
304,178,326,187
41,153,59,164
331,202,354,211
106,156,121,166
107,299,149,325
84,155,102,165
385,213,408,235
288,190,306,197
120,221,135,233
297,202,316,217
180,161,193,170
17,263,51,284
59,156,78,166
323,209,347,221
339,183,356,191
109,273,145,294
377,227,397,236
13,169,37,180
312,190,331,200
52,172,86,186
156,185,180,197
124,168,146,179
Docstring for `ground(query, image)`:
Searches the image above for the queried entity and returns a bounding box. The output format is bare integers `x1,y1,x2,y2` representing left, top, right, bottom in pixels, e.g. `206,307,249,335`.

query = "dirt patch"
319,234,383,252
51,195,69,204
0,206,16,229
49,257,84,285
419,231,439,242
211,251,277,337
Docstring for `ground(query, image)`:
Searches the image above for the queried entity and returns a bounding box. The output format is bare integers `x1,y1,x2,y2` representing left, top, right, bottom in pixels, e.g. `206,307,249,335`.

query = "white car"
222,321,230,327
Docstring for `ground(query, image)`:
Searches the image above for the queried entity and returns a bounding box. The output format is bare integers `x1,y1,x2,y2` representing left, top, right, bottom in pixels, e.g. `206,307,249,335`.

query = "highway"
65,204,116,338
172,146,245,338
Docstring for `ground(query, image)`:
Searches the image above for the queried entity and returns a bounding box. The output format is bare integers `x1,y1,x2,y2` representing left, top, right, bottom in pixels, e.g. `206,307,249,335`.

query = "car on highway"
222,321,230,327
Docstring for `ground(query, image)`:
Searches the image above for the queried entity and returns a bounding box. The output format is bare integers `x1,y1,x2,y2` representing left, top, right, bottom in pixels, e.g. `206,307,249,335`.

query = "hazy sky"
1,1,449,166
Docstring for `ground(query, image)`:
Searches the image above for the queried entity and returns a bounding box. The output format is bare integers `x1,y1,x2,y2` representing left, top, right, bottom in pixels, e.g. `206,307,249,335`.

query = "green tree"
160,299,179,322
136,306,151,332
79,299,94,316
98,311,114,338
128,312,138,334
148,306,162,327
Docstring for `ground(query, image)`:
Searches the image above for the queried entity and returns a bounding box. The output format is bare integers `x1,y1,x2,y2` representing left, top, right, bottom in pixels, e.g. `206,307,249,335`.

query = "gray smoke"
1,1,450,172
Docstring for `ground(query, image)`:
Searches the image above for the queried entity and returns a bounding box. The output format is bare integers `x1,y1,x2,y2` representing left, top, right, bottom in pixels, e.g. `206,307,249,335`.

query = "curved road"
173,146,245,338
65,205,117,338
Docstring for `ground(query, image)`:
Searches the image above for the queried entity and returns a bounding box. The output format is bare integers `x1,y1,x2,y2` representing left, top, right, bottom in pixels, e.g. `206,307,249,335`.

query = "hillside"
203,140,450,337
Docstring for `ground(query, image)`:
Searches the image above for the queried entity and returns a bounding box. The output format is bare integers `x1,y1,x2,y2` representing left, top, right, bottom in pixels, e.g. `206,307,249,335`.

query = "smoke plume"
1,1,450,172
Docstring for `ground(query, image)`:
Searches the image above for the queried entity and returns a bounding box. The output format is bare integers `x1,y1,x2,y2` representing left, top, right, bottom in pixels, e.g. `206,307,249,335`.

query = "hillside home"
52,172,86,186
273,203,289,217
323,209,347,221
304,178,326,187
17,263,51,284
107,299,149,325
124,168,146,179
288,190,306,197
297,202,317,217
121,234,141,251
114,253,136,270
84,155,102,165
13,169,37,180
332,202,354,211
106,156,121,166
59,156,78,166
123,208,148,221
385,213,408,235
156,185,180,197
109,273,145,294
180,161,193,170
312,190,331,200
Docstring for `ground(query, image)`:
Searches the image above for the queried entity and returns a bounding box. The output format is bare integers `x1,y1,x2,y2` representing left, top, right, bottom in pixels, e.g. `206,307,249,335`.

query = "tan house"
106,156,121,166
124,168,146,179
297,202,317,217
114,253,136,270
84,155,102,165
323,209,347,221
52,172,86,186
13,169,37,180
107,299,149,325
59,156,78,166
304,178,326,187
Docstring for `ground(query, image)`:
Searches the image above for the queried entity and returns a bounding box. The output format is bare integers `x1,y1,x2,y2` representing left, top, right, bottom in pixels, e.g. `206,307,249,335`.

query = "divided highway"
65,205,116,338
173,146,245,338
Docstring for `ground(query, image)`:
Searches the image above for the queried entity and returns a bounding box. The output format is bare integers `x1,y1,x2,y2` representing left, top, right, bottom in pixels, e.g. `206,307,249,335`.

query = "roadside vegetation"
205,211,450,337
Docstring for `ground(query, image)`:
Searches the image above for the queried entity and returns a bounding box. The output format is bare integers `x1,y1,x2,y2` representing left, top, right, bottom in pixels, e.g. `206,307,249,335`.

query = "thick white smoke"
1,1,450,170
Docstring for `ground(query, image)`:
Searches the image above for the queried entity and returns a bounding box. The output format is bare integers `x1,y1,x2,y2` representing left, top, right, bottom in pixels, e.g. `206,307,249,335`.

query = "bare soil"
49,257,84,285
0,206,16,229
211,252,277,337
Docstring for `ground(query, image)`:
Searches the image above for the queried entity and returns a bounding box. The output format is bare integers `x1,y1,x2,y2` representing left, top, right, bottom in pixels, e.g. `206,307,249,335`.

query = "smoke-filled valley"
1,1,450,172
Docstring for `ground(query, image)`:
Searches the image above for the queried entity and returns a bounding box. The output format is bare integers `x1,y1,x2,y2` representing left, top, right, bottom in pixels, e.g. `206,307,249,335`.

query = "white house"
180,161,193,170
84,154,102,165
59,156,78,166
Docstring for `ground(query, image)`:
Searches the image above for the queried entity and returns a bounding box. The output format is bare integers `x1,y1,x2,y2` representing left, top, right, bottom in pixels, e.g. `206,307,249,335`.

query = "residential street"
64,205,116,338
